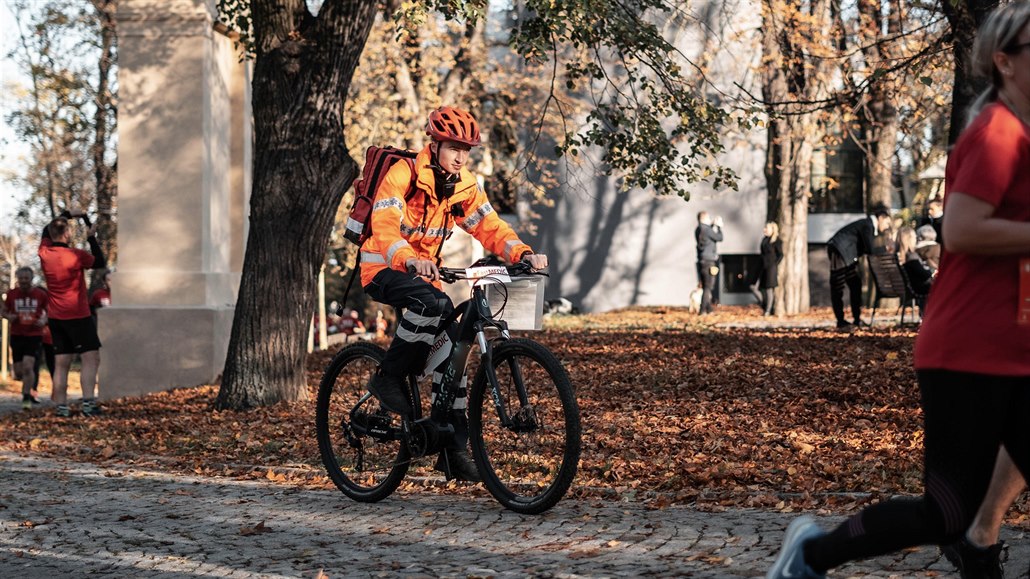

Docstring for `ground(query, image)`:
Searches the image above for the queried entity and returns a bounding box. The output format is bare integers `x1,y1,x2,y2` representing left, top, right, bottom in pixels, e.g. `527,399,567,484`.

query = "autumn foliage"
2,307,1028,520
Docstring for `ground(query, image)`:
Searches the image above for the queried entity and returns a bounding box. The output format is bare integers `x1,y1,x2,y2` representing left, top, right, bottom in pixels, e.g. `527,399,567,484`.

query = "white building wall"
526,0,770,311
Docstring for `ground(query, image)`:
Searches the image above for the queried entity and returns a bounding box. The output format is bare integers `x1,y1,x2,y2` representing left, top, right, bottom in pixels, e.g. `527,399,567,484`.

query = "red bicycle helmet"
425,106,481,146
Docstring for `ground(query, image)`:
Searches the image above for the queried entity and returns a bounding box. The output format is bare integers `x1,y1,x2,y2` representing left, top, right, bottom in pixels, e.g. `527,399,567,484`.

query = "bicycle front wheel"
315,342,410,502
469,338,581,514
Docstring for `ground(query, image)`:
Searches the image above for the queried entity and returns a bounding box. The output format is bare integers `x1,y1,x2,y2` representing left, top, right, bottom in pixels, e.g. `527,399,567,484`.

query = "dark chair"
867,253,922,325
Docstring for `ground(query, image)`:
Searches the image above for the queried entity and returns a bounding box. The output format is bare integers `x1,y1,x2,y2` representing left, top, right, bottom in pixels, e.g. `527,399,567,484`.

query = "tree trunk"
857,0,898,210
762,0,822,315
941,0,997,145
767,116,810,316
92,0,118,262
439,19,485,105
216,0,378,410
865,110,897,210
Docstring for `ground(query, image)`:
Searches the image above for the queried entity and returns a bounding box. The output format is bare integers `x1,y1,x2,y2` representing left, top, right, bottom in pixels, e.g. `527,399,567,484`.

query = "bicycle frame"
350,265,540,447
426,282,518,428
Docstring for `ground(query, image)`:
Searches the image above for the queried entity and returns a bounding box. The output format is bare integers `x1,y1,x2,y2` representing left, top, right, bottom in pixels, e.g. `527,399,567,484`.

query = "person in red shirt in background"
2,267,48,409
38,210,106,417
336,309,365,336
89,269,112,324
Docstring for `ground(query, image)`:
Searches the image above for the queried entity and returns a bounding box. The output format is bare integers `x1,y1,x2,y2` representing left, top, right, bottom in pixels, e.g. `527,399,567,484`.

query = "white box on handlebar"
485,275,545,331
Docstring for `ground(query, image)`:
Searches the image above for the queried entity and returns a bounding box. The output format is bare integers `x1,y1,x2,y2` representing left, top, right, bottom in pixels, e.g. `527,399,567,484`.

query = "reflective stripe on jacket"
360,144,532,288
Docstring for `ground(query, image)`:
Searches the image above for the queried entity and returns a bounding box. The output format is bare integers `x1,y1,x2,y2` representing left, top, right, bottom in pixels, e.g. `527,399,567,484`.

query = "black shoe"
367,372,412,417
941,538,1004,579
852,319,868,327
435,449,481,483
836,320,854,329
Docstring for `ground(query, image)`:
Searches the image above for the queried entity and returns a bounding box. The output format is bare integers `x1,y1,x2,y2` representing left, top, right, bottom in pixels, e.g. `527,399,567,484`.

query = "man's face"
434,141,471,175
876,215,892,233
16,271,32,290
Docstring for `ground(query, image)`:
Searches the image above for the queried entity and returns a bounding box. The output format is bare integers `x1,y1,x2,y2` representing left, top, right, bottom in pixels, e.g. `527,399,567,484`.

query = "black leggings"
33,343,55,378
805,370,1030,572
750,285,775,315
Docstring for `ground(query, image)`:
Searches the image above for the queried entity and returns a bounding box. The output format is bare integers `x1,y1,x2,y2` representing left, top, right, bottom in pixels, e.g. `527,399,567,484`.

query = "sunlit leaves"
218,0,747,200
0,307,986,516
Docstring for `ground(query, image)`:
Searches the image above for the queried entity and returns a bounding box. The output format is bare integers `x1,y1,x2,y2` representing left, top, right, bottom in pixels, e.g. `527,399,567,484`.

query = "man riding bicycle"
360,106,548,482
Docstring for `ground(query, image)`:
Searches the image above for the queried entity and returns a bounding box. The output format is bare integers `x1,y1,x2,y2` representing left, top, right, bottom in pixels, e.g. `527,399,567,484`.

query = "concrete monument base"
96,305,235,400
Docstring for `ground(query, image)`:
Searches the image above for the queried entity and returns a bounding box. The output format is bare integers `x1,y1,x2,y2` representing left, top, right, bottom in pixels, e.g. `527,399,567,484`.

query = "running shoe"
767,515,827,579
81,399,103,417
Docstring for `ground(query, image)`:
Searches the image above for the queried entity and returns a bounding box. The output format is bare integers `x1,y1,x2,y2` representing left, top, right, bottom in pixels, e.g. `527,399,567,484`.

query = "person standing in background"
695,211,723,315
919,195,945,248
39,210,107,417
750,222,783,316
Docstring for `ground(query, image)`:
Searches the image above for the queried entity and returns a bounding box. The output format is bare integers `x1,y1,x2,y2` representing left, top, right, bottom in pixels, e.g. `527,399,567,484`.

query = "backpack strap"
402,157,419,202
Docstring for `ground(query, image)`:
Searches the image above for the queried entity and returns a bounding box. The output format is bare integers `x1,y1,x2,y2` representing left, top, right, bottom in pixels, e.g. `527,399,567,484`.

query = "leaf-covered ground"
2,306,1027,520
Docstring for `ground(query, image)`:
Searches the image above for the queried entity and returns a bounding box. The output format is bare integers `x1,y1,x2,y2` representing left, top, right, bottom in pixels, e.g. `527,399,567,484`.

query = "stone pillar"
99,0,250,399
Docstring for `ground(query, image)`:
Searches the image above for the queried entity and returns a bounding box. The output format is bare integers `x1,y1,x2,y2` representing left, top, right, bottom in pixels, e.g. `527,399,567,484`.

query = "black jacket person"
826,206,892,328
694,212,723,315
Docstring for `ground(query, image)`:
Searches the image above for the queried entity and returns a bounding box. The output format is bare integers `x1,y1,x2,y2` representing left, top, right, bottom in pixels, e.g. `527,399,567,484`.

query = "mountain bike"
315,261,581,515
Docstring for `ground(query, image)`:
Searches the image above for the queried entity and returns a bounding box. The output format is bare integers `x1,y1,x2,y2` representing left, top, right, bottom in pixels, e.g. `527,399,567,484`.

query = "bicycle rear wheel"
469,338,581,514
316,342,410,502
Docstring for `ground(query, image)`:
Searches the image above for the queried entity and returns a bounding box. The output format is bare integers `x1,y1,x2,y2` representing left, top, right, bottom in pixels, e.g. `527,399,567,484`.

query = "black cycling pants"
805,370,1030,572
364,268,467,448
364,268,454,379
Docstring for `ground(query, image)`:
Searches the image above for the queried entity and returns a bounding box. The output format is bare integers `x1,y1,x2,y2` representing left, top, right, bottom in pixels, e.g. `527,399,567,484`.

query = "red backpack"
343,146,419,246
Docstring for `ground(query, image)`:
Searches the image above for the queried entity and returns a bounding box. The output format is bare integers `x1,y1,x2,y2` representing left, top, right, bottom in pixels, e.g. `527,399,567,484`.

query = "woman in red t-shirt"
767,4,1030,578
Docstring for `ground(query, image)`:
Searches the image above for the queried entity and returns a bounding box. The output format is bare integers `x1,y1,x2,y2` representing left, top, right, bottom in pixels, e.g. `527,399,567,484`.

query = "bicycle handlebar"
438,262,543,284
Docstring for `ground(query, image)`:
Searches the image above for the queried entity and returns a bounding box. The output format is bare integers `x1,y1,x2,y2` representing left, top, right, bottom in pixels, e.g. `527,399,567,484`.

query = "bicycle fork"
473,325,538,433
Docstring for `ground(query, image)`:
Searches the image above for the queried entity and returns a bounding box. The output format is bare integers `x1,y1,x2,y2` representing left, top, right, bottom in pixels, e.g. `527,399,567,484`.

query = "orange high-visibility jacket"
359,144,532,288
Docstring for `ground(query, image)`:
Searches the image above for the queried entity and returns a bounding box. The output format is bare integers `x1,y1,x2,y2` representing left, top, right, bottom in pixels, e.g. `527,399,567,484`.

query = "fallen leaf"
240,521,272,536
